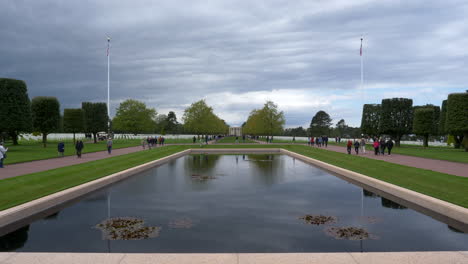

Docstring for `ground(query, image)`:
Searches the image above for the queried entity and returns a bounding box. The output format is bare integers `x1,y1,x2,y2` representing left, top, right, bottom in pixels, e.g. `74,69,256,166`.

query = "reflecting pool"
0,154,467,252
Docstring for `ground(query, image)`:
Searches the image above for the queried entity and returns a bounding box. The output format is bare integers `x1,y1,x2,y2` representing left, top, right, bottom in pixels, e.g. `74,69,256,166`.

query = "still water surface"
1,154,467,252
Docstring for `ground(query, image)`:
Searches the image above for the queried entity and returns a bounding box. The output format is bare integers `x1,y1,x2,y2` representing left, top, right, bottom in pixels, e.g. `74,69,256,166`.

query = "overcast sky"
1,0,467,127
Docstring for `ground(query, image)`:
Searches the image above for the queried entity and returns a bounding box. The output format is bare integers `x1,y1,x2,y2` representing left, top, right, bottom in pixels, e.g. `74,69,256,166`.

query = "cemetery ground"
0,144,467,212
3,138,193,165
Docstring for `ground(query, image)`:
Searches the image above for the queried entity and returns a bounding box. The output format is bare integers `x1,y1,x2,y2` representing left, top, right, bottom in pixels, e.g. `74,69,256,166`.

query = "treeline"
361,93,468,150
0,78,228,146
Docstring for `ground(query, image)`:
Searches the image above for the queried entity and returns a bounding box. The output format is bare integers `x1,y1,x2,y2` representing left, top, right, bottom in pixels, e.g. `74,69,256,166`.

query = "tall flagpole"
107,37,111,134
360,37,364,98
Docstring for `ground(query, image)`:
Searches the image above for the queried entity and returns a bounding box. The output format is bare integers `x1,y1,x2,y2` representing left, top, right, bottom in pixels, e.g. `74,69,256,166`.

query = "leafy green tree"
166,111,179,133
309,110,332,136
283,126,308,137
113,99,157,135
63,108,84,144
183,100,228,135
31,97,60,147
439,100,447,136
82,102,108,143
243,101,285,136
413,106,439,147
0,78,32,145
336,119,346,137
379,98,413,146
360,104,381,138
446,92,468,151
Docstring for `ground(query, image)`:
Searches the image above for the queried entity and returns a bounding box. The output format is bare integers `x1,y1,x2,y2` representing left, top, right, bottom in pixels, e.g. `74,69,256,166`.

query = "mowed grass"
216,136,257,144
1,144,466,211
329,142,468,164
0,145,189,210
3,138,195,165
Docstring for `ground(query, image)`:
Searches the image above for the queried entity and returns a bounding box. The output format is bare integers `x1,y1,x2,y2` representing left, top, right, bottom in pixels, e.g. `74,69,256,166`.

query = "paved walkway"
252,140,468,177
1,142,467,180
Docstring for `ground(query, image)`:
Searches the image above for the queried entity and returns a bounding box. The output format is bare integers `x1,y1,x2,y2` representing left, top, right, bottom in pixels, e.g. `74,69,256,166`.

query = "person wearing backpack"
0,142,8,168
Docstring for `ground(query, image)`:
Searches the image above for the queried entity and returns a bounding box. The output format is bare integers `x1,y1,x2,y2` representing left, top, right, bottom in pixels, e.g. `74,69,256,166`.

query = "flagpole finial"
107,36,111,42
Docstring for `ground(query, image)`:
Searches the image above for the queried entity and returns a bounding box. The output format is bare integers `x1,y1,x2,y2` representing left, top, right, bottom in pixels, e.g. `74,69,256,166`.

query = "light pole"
107,36,111,136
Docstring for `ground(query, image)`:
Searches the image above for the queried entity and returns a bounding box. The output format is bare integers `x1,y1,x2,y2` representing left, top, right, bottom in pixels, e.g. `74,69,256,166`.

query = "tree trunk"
93,133,97,143
9,131,19,145
73,132,76,145
42,133,47,148
395,135,401,147
423,135,429,148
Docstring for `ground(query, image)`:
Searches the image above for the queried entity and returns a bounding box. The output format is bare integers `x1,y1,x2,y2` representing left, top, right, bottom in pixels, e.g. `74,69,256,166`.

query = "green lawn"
216,136,257,144
1,144,467,211
329,142,468,164
3,138,195,165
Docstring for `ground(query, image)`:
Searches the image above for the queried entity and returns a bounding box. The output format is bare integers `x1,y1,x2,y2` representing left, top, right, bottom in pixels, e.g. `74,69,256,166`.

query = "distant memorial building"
229,127,242,136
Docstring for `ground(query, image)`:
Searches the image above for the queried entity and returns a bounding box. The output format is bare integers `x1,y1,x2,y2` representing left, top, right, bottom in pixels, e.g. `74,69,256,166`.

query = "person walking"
293,136,296,143
380,138,386,155
107,138,113,154
235,136,239,144
354,140,360,155
324,136,328,147
57,141,65,157
346,140,353,154
193,136,196,144
311,137,315,146
387,139,394,155
75,140,84,158
242,135,246,143
0,142,8,168
141,138,146,149
360,138,366,154
373,140,380,155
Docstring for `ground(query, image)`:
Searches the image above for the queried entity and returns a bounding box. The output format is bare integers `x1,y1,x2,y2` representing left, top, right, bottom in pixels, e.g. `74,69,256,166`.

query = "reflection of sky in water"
0,154,467,253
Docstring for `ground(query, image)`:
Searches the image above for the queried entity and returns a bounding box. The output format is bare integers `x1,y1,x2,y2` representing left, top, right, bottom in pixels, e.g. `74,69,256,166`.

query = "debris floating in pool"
325,227,377,240
191,174,217,181
359,216,383,224
95,217,161,240
168,218,194,229
299,215,337,225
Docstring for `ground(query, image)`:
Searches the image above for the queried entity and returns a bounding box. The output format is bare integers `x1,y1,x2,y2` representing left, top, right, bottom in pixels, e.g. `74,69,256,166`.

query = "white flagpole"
107,37,111,134
360,37,364,99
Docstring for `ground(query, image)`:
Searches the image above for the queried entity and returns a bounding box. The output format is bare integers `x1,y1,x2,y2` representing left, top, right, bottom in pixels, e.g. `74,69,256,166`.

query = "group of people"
142,136,166,149
307,136,329,147
56,138,113,159
345,137,394,155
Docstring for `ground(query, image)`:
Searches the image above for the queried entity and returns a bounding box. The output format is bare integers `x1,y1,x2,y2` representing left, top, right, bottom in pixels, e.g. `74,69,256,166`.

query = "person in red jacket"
373,140,380,155
346,140,353,154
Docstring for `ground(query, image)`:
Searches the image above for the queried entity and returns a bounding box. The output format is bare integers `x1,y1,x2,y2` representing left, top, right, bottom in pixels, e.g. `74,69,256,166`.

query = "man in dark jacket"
75,140,84,158
57,142,65,157
387,139,394,155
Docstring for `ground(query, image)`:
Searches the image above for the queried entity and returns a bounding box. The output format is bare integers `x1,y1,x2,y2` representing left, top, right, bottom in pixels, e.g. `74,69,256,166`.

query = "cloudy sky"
1,0,467,127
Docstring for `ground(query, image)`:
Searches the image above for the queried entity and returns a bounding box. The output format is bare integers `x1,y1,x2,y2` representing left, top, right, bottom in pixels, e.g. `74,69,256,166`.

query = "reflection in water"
185,155,221,176
448,225,464,233
363,189,379,198
44,211,60,220
0,225,29,252
246,155,283,186
381,197,407,210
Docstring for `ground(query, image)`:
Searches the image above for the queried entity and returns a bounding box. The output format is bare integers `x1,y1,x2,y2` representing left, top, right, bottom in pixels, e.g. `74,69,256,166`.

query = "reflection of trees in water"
0,225,29,252
363,189,379,198
246,154,283,186
381,197,407,209
185,154,221,177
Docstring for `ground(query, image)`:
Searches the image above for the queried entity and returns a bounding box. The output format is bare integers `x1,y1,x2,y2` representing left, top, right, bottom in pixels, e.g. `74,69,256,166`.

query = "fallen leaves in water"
299,215,337,225
325,226,377,240
95,217,161,240
359,216,383,224
168,218,194,229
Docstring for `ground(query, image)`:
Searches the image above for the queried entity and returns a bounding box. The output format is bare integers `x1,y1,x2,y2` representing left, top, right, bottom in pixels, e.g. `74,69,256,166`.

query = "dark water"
1,154,467,252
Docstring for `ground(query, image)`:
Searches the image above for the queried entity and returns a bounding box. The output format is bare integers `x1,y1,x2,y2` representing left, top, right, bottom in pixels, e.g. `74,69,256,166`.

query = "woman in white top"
0,142,8,168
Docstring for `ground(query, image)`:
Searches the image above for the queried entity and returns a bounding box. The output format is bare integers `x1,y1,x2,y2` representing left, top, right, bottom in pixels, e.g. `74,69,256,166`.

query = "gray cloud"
1,0,467,127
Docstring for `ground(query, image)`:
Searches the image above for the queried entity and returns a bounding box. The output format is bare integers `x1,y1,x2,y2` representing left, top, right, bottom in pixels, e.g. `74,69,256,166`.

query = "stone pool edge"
1,147,467,231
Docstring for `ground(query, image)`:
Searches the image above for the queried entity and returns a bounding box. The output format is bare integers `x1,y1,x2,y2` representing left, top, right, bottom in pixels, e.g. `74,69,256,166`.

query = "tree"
379,98,413,146
63,108,84,144
31,97,60,147
82,102,108,143
166,111,179,134
113,99,156,135
413,106,439,147
446,92,468,151
243,101,285,136
336,119,346,137
283,126,308,137
439,100,447,136
0,78,32,145
183,100,228,135
309,110,332,136
360,104,381,138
